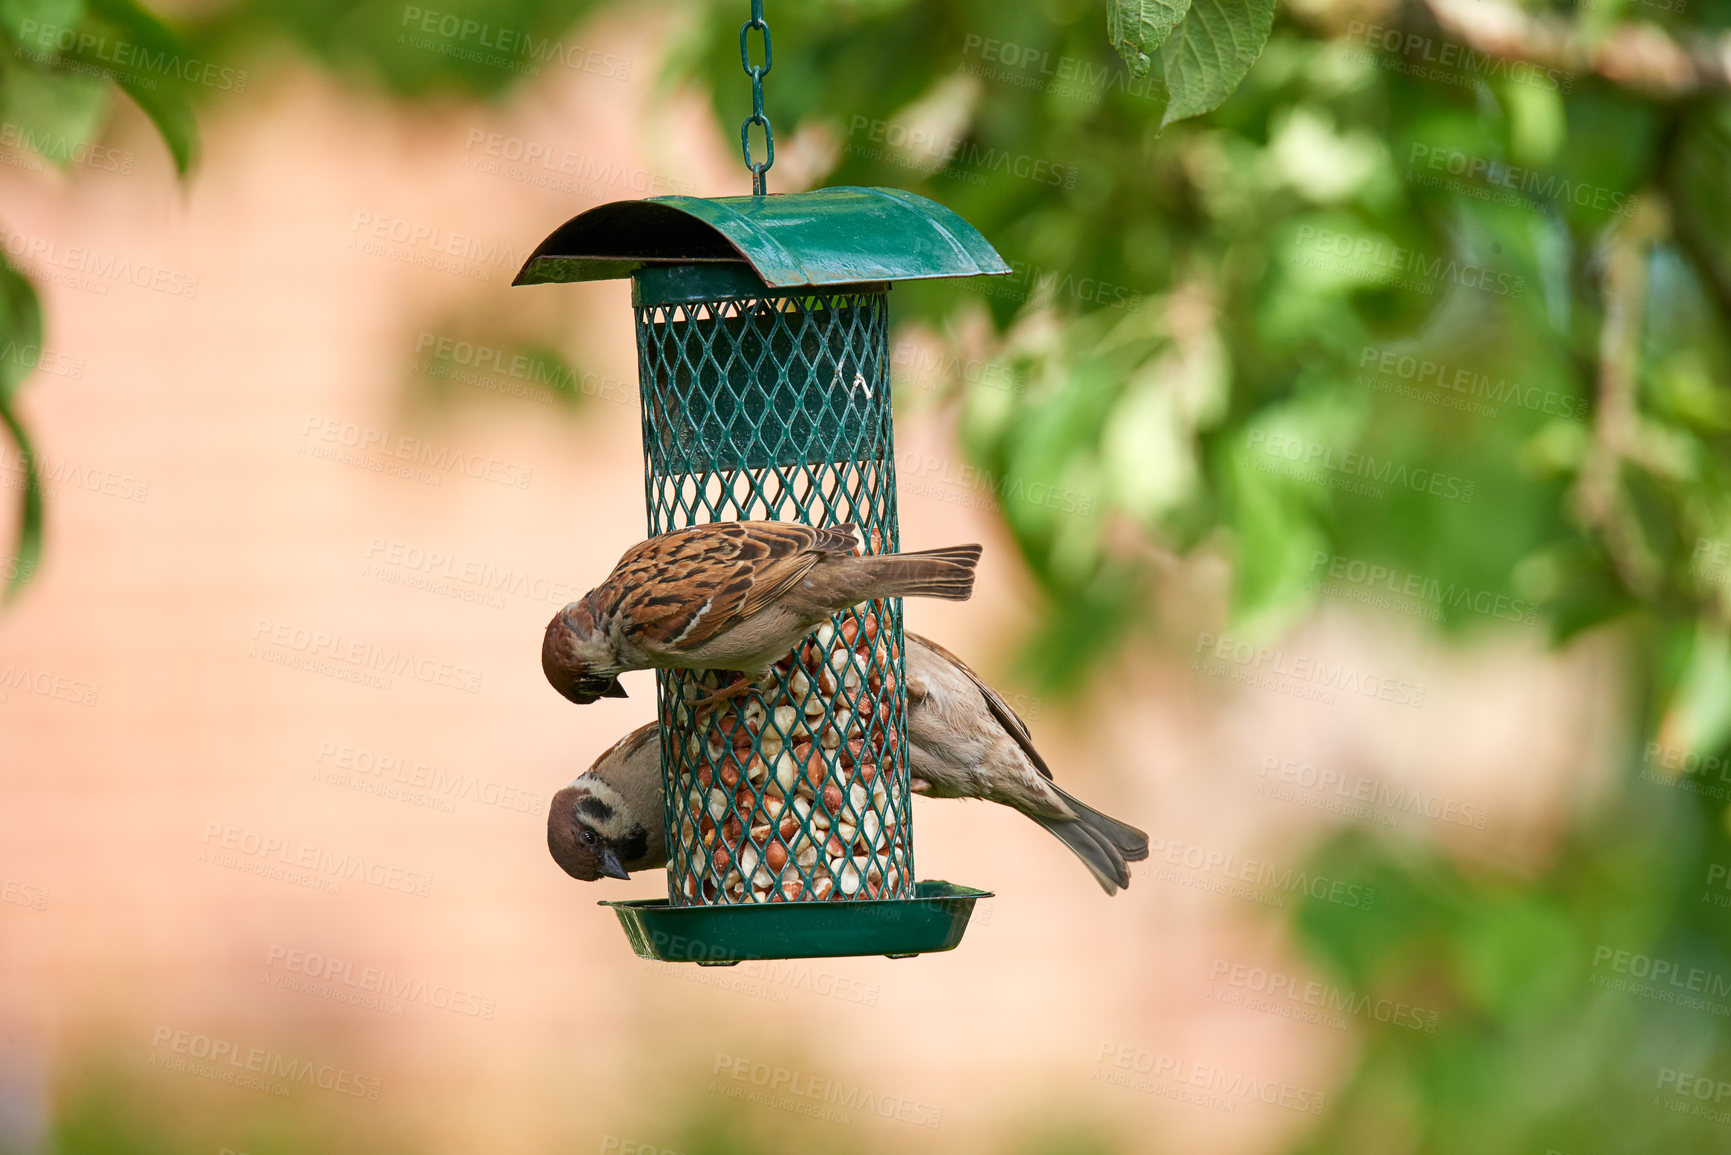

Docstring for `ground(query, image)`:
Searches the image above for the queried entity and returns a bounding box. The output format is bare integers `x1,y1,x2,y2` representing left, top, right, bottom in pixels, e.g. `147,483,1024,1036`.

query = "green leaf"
0,258,42,599
0,0,87,43
0,399,42,600
0,64,109,170
0,256,44,402
75,0,199,173
1107,0,1191,80
1157,0,1276,128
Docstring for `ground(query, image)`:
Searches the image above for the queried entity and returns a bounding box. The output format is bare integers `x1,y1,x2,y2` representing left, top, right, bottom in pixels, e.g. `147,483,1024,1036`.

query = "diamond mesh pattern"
633,287,913,906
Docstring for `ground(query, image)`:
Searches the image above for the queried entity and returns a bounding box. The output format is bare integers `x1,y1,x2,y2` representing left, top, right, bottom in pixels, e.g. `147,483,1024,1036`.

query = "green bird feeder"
514,1,1006,965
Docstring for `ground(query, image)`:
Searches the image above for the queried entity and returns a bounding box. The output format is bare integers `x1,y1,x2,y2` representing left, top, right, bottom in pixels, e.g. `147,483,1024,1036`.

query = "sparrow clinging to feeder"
541,521,981,706
547,722,664,881
903,633,1148,895
545,633,1148,894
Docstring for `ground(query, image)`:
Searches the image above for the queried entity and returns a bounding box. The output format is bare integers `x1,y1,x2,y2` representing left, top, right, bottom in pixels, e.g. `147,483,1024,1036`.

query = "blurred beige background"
0,12,1631,1153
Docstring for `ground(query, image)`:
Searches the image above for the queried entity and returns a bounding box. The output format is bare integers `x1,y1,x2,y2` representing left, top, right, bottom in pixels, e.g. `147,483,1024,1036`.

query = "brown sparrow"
542,521,980,705
546,635,1147,893
904,632,1148,894
547,722,664,881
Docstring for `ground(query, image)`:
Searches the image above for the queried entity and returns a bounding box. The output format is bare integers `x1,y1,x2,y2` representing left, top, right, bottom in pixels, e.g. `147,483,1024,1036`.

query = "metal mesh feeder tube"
633,267,911,908
514,189,1009,961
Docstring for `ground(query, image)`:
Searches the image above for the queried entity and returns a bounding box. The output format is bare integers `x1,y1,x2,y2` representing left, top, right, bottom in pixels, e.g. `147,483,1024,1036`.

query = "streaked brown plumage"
542,521,980,705
546,634,1148,893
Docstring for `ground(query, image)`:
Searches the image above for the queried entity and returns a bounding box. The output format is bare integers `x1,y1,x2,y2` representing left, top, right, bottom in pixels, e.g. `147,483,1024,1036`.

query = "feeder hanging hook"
739,0,774,195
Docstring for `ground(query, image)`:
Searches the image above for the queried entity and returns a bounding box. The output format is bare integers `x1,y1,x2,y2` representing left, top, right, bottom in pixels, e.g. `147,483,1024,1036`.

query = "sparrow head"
547,783,636,881
542,600,627,705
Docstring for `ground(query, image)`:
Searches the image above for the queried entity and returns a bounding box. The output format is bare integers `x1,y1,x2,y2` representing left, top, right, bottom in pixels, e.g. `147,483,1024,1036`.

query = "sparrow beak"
561,675,628,705
598,845,631,881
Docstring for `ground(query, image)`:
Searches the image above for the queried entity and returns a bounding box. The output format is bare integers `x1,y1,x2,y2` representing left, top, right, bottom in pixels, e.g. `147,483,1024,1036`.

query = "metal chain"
739,0,773,195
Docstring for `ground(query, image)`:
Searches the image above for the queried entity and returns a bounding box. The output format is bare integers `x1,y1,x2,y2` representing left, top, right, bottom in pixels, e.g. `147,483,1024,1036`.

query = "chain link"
739,0,773,195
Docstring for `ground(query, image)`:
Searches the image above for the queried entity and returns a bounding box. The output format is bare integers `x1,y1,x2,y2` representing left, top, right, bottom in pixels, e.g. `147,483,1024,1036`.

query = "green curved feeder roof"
512,186,1009,290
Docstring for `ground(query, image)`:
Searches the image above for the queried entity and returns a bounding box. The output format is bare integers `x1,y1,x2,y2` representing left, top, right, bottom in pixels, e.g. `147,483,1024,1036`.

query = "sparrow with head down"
547,723,663,882
541,520,980,705
902,632,1148,894
546,633,1148,894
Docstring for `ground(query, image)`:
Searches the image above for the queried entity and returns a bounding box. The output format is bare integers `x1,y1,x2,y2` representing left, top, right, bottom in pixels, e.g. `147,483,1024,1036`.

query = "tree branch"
1424,0,1731,98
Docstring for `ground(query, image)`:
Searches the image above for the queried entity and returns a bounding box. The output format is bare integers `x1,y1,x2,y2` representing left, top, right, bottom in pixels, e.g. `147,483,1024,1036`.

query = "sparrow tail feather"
852,544,982,602
1052,783,1150,862
1030,813,1132,895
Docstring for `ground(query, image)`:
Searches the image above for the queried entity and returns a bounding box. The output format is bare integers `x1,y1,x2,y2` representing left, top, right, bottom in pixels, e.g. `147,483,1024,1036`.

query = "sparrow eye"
580,827,598,846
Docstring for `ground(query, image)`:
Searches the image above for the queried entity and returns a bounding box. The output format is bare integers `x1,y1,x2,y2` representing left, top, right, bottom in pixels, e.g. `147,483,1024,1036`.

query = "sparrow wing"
575,720,660,786
907,632,1054,782
613,521,859,649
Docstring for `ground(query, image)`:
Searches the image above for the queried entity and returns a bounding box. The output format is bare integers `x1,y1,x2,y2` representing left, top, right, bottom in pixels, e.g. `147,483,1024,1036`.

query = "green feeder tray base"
602,881,991,965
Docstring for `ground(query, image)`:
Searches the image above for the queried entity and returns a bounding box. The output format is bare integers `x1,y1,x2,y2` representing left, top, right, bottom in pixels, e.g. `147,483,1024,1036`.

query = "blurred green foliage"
670,0,1731,687
0,0,198,596
188,0,609,98
665,4,1731,1152
22,1062,412,1155
30,1060,1137,1154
